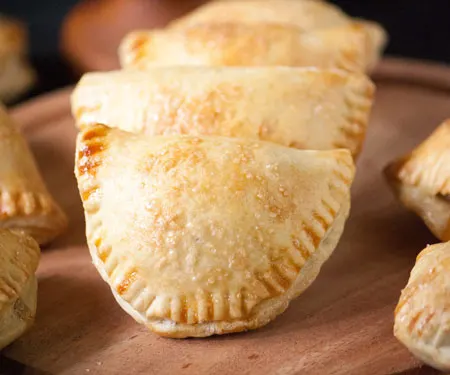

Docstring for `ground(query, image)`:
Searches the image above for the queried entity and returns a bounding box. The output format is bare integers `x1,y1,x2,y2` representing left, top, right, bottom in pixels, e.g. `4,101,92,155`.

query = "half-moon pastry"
75,124,355,338
169,0,387,70
72,67,374,158
385,121,450,242
0,103,67,245
394,241,450,371
0,229,40,350
119,23,371,72
0,15,35,102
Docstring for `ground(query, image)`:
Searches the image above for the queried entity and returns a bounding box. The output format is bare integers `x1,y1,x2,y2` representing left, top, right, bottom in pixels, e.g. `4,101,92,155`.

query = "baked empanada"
0,16,35,102
119,23,372,72
75,124,355,338
169,0,387,70
385,121,450,242
0,103,67,245
395,241,450,371
72,67,374,158
0,229,39,350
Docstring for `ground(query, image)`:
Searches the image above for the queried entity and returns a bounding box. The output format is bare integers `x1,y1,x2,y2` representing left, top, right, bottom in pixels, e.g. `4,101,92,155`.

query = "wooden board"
2,58,450,375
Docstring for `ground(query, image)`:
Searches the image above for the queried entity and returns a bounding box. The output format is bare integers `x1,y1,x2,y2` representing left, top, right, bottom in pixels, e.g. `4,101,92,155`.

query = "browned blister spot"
81,124,108,142
77,155,102,178
117,269,138,295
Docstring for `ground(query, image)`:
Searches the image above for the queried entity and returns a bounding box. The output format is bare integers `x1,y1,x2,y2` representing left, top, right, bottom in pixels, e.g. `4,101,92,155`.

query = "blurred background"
1,0,450,100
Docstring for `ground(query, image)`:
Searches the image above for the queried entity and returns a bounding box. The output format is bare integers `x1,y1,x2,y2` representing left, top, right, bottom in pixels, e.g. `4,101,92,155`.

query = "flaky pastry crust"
72,67,374,158
168,0,387,71
0,104,67,245
119,23,372,72
0,229,40,350
385,121,450,242
395,241,450,371
75,124,355,337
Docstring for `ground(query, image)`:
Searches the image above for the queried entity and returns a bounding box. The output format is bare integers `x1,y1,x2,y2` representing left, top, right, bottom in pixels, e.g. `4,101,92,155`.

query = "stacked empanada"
0,103,67,245
72,0,385,337
0,15,35,102
387,120,450,370
0,229,40,350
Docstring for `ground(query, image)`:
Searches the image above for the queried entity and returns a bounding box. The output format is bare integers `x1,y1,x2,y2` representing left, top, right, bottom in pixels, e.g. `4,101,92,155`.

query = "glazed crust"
72,67,374,158
395,241,450,371
168,0,387,71
385,121,450,241
75,124,355,338
0,104,67,245
0,229,40,350
119,23,372,72
0,16,35,102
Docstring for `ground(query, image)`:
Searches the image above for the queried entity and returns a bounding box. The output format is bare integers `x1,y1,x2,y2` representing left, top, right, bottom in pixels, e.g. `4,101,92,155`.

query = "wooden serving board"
2,58,450,375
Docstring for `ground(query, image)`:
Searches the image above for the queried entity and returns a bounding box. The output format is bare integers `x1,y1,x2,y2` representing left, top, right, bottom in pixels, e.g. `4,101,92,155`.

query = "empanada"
0,103,67,245
394,241,450,371
385,121,450,241
169,0,387,70
0,16,35,102
72,67,374,158
75,124,355,338
0,229,40,350
119,23,372,72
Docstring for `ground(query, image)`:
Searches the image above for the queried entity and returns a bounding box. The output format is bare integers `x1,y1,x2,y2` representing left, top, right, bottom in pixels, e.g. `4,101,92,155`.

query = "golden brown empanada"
0,229,40,349
0,16,35,102
385,121,450,242
169,0,387,70
119,23,372,72
75,124,355,338
395,241,450,371
72,67,374,158
0,103,67,245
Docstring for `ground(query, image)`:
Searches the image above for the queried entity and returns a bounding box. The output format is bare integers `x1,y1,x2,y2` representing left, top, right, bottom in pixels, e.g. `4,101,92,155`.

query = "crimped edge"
76,126,354,336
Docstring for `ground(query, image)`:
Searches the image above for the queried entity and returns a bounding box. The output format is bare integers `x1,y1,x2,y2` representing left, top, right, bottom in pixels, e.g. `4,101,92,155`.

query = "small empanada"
394,241,450,371
0,103,67,245
169,0,387,70
72,67,374,158
119,23,372,72
0,16,35,102
385,121,450,242
75,124,355,338
0,229,40,350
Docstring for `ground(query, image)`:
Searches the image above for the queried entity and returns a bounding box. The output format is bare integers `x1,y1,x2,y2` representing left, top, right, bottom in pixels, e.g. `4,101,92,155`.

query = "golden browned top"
76,124,355,324
395,241,450,369
72,67,374,157
0,229,39,309
119,23,370,72
390,121,450,196
170,0,349,31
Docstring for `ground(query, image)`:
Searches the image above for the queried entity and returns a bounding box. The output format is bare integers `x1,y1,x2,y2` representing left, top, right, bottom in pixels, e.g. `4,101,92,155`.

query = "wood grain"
1,59,450,374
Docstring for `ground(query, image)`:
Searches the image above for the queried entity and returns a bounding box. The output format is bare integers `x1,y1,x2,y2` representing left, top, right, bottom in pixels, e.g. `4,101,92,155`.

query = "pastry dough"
75,124,355,337
0,103,67,244
395,241,450,371
119,23,372,72
170,0,350,32
72,67,374,157
0,229,40,350
169,0,387,70
0,16,35,102
385,121,450,241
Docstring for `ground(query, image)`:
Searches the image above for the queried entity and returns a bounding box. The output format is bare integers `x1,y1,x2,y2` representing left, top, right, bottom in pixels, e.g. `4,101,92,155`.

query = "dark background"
2,0,450,98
